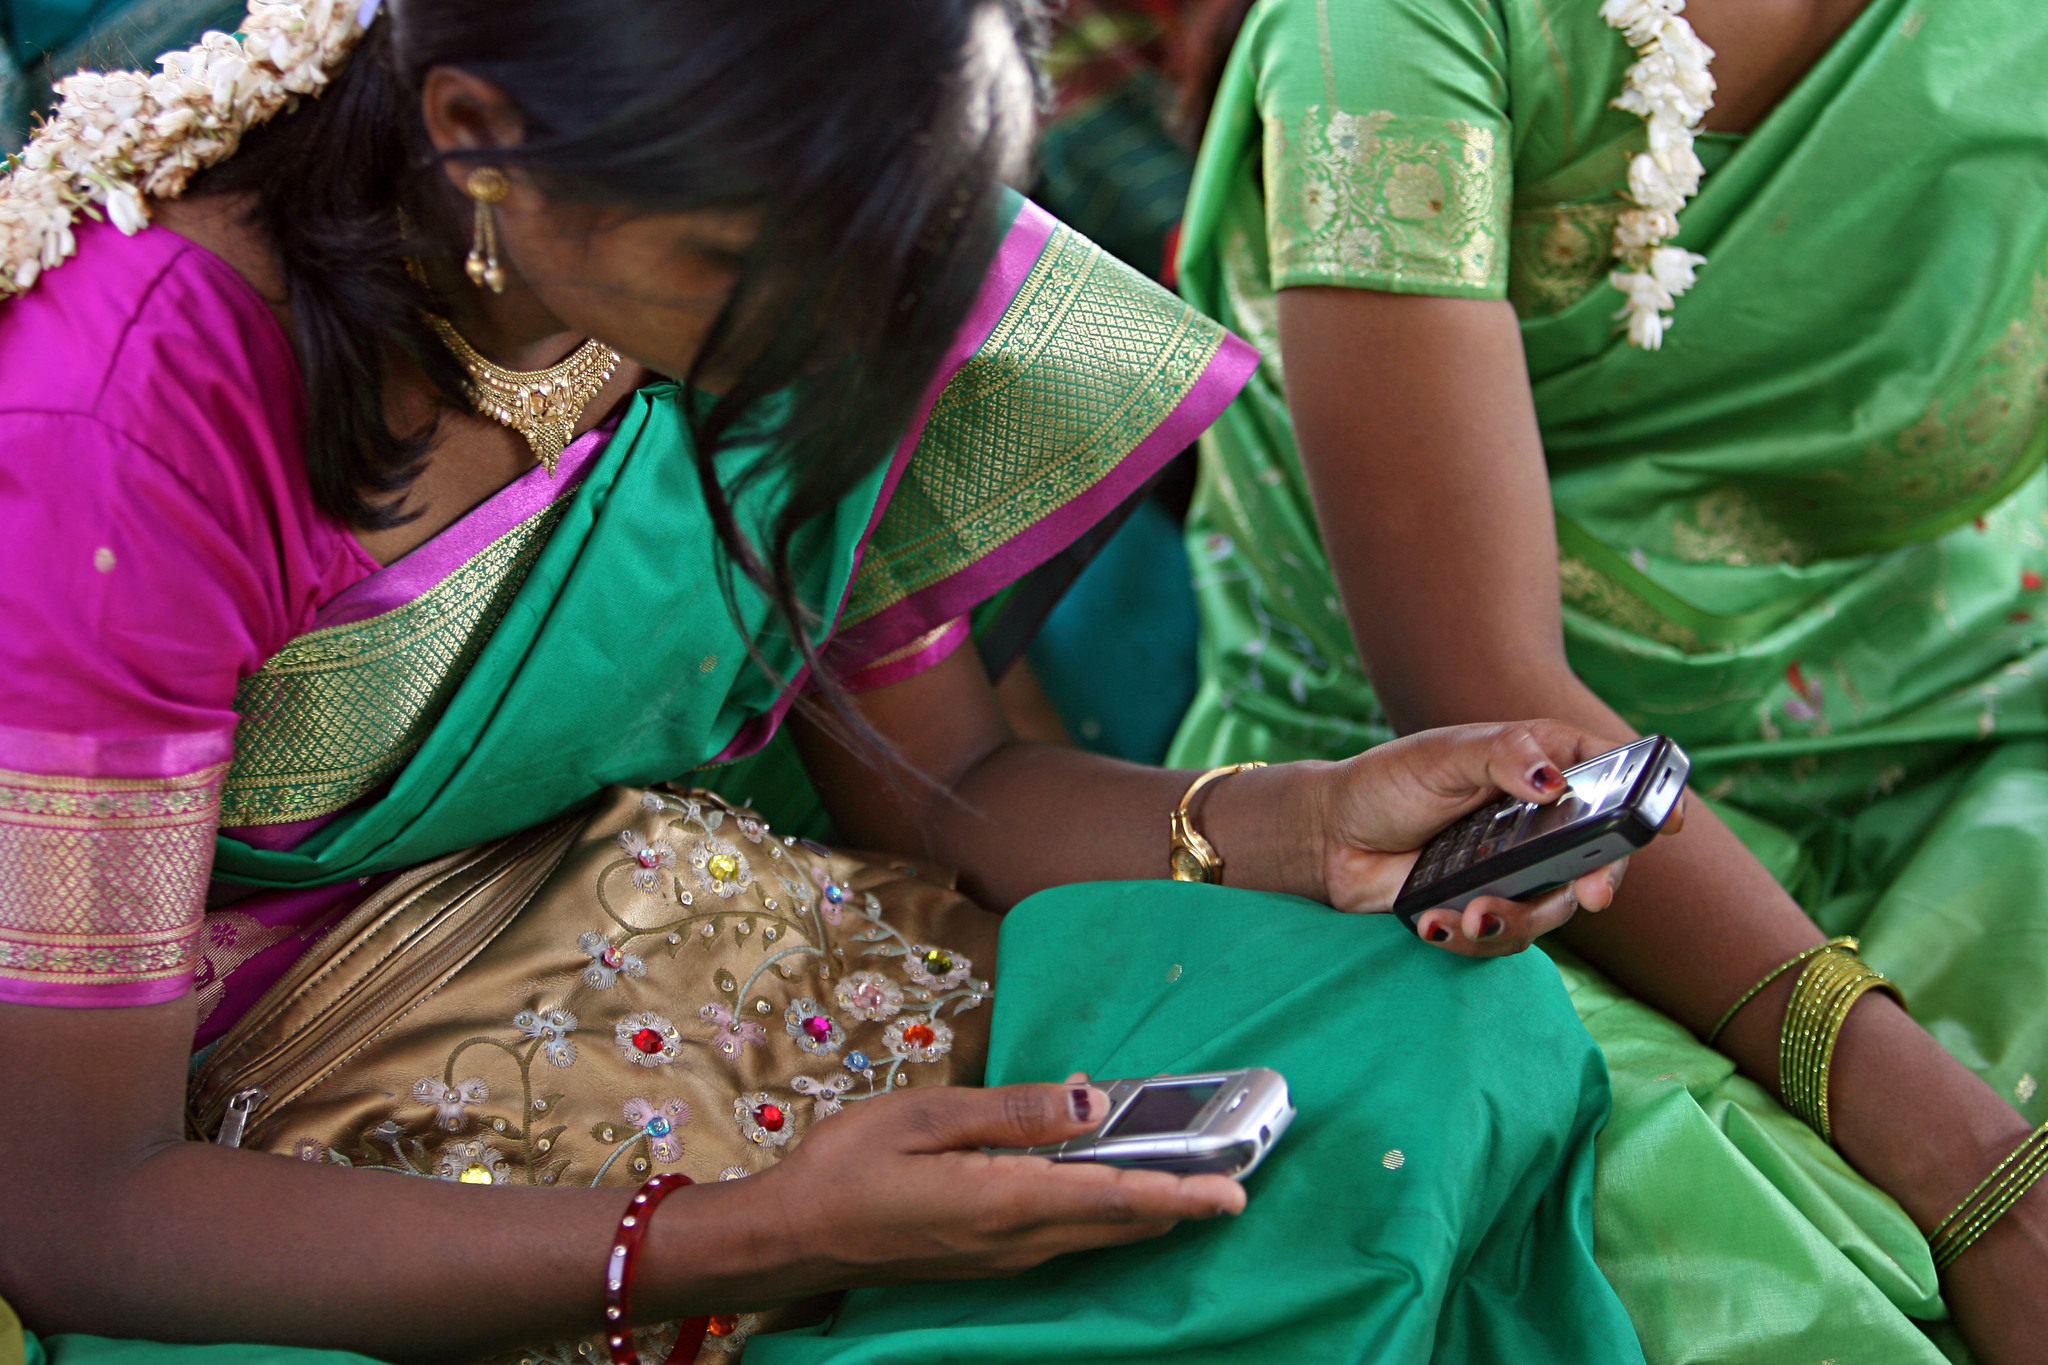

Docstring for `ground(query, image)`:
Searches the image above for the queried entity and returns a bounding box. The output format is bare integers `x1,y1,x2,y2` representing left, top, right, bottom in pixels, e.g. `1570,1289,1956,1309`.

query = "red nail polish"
1532,766,1564,792
1479,914,1505,940
1426,924,1451,943
1070,1087,1094,1121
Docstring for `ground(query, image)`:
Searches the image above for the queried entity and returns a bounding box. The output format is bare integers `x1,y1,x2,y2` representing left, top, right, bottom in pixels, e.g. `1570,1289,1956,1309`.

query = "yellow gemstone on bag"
708,853,740,881
459,1164,493,1184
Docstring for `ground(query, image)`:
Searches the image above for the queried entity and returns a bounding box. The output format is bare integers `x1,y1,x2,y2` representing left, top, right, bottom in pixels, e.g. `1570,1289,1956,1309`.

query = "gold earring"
463,166,510,293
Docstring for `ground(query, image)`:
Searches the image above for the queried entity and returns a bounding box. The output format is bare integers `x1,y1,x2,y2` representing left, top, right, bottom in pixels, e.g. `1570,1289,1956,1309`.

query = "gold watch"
1168,762,1267,884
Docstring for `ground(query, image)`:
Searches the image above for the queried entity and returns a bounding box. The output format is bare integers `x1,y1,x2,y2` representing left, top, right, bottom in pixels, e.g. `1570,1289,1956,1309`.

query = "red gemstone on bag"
755,1103,785,1132
602,946,624,968
707,1315,739,1337
631,1028,665,1054
801,1016,832,1043
902,1023,935,1049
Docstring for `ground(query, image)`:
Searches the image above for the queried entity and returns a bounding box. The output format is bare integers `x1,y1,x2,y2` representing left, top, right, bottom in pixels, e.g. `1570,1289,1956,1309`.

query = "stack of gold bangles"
1707,935,1902,1144
1712,937,2048,1271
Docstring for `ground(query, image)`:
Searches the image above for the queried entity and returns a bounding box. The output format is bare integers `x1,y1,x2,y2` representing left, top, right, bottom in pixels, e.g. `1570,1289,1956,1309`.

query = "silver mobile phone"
1010,1067,1294,1180
1393,734,1690,930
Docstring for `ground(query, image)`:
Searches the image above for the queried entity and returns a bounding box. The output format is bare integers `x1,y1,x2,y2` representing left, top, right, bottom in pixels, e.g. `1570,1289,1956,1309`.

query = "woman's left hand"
1311,720,1683,956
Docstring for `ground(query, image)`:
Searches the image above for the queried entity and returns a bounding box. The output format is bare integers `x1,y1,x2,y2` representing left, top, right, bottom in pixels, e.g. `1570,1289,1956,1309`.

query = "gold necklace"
425,313,621,476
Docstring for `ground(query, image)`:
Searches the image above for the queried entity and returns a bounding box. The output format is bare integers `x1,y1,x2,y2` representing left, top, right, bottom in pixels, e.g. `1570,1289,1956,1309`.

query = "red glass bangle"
604,1172,710,1365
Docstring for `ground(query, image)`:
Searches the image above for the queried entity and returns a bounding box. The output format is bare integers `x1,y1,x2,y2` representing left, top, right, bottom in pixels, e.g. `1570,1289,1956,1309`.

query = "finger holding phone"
1310,721,1689,957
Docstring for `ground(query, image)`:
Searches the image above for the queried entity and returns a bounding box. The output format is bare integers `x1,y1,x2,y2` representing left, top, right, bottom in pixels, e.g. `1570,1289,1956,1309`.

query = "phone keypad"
1413,799,1521,887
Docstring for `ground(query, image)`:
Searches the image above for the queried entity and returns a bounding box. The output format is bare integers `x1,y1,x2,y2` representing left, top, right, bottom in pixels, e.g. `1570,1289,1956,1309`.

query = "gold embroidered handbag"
187,785,1002,1363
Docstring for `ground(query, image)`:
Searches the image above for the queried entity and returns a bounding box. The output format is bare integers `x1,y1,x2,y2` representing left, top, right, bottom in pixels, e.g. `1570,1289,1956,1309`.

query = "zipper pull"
216,1087,267,1148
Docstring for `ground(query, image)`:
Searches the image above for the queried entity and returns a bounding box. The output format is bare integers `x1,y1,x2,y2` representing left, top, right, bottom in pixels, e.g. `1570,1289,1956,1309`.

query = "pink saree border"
705,201,1061,764
842,617,972,694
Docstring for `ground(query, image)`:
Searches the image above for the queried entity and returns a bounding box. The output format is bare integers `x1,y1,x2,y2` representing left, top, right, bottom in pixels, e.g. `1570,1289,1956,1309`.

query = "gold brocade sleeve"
842,221,1228,626
0,762,224,996
1264,107,1509,297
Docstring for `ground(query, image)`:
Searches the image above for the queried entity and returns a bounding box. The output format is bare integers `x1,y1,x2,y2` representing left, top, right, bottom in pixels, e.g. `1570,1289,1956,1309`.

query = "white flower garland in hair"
0,0,367,298
1600,0,1716,350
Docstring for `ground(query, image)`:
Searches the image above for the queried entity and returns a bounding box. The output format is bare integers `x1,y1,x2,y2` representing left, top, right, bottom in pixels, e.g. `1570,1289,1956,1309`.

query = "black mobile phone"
1392,735,1690,930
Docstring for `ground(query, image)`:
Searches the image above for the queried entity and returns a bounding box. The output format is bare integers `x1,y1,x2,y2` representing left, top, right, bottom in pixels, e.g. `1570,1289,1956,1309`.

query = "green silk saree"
1170,0,2048,1360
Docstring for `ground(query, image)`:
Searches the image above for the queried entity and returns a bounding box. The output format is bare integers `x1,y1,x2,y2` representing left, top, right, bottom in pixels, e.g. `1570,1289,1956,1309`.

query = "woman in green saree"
1171,0,2048,1360
0,1,1655,1362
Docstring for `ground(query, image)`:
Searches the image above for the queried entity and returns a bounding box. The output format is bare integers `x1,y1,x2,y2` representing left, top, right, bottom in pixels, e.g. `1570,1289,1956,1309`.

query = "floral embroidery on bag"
791,1073,856,1118
412,1076,490,1131
699,1002,768,1058
616,1012,684,1067
734,1092,793,1147
577,931,646,990
437,1139,511,1185
616,830,676,892
902,944,972,991
834,970,904,1021
515,1007,580,1067
691,836,754,898
882,1016,955,1064
783,998,845,1054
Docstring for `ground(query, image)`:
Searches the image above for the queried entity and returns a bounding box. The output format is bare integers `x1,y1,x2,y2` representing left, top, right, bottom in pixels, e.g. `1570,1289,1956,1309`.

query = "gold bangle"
1168,762,1267,884
1705,936,1855,1045
1928,1122,2048,1271
1778,943,1904,1145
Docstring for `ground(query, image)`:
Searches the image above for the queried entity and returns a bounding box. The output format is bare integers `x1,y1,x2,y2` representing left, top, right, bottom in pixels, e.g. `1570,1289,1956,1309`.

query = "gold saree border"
1264,107,1508,296
843,223,1228,625
0,762,225,987
220,500,568,827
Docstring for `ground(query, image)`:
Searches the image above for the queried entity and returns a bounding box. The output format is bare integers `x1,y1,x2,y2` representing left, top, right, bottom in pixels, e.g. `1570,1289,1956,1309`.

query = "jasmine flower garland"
0,0,365,297
1601,0,1717,349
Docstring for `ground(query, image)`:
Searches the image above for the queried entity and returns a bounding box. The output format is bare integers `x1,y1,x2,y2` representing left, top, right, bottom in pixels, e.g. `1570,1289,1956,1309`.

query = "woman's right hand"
649,1081,1246,1311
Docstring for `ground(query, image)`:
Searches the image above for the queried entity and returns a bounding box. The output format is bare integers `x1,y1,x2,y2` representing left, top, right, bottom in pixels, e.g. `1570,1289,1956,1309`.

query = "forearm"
0,996,798,1361
917,739,1327,909
4,1139,639,1358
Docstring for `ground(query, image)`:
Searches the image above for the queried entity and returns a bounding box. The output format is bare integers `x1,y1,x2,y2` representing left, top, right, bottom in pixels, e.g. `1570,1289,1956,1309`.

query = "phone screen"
1104,1082,1221,1138
1514,744,1644,842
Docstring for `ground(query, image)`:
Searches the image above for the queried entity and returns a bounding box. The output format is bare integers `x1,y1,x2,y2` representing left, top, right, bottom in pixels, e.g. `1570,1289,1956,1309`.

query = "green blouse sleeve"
1248,0,1512,298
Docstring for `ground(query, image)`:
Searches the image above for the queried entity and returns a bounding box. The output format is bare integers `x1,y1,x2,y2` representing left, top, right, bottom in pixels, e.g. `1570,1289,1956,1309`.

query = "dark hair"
196,0,1041,708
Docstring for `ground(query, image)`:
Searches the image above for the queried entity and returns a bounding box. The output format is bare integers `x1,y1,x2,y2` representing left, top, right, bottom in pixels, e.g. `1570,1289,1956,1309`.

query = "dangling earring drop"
463,166,510,293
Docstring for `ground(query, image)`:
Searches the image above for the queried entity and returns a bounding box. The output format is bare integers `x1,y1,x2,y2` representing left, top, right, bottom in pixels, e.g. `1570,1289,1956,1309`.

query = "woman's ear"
418,66,526,195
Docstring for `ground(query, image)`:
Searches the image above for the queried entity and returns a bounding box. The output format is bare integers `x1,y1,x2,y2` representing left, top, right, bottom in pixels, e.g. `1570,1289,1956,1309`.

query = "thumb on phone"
890,1082,1111,1154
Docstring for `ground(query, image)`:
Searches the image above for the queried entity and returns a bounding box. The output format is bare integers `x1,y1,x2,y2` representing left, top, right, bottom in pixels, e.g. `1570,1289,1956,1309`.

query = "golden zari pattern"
220,501,567,826
1265,107,1508,295
844,223,1227,624
1508,199,1628,318
0,762,225,987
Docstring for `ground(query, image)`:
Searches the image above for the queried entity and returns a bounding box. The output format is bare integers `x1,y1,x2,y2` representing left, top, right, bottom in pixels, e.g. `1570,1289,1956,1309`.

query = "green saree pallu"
1170,0,2048,1360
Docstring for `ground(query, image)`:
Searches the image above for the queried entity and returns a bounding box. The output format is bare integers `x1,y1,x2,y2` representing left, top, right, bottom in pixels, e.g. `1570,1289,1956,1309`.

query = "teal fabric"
1028,495,1199,763
23,1332,384,1365
751,882,1645,1364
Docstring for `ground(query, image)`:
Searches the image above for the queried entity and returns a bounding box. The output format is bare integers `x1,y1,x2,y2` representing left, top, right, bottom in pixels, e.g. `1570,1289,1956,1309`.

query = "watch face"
1170,847,1211,883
